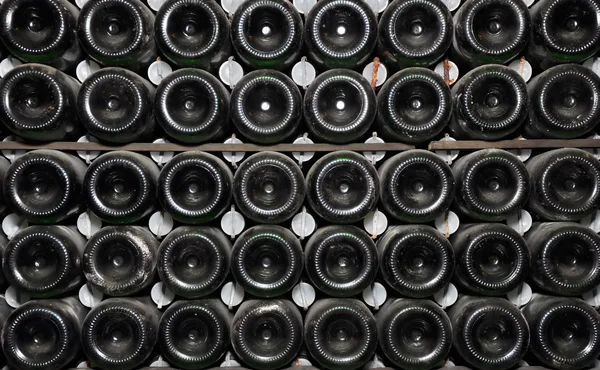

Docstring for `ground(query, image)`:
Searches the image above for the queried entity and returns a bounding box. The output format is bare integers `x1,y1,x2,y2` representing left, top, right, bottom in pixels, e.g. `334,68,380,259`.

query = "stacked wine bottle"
0,0,596,369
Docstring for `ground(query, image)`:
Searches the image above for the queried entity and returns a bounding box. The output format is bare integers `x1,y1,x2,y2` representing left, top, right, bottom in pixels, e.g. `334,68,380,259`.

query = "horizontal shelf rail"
428,139,600,151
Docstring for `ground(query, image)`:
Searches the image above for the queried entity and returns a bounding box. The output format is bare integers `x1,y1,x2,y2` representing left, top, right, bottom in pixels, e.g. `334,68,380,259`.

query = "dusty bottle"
305,225,378,297
155,0,231,70
524,64,600,139
2,297,86,370
83,151,159,224
82,226,158,296
232,299,303,370
3,225,85,298
233,151,305,224
304,69,377,144
378,0,453,69
379,150,455,223
4,150,86,224
158,226,230,298
158,151,233,224
376,68,452,144
78,0,157,71
159,299,231,370
231,69,302,144
306,150,379,224
155,68,230,144
449,64,529,140
305,0,377,70
452,0,532,68
527,0,600,70
451,223,530,296
452,149,530,221
231,225,303,298
231,0,303,70
81,297,160,370
526,222,600,296
527,148,600,221
304,299,377,370
0,64,80,142
77,67,155,144
378,225,454,298
0,0,82,71
448,296,529,370
376,299,452,369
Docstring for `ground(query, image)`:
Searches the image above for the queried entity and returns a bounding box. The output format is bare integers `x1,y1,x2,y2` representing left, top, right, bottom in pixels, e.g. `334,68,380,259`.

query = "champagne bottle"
524,64,600,139
231,69,302,144
0,64,80,142
448,296,529,370
305,0,377,70
305,225,378,297
83,226,158,296
158,151,233,224
452,0,532,68
0,0,82,71
232,225,302,298
3,225,85,298
2,297,86,370
526,222,600,296
81,297,160,370
304,69,377,144
4,150,86,224
77,0,157,71
155,0,231,70
232,299,303,370
304,299,377,370
306,150,379,224
83,151,159,224
523,295,600,370
451,223,530,295
448,64,529,140
527,0,600,70
155,68,230,144
77,67,155,144
379,150,455,223
157,226,231,298
376,68,452,144
527,148,600,221
233,152,305,224
378,225,454,298
231,0,303,70
452,149,530,221
376,299,452,369
378,0,453,69
159,299,231,369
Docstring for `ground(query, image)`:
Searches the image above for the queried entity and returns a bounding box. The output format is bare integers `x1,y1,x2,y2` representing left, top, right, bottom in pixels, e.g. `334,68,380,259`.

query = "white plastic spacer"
293,0,317,13
1,136,25,163
2,213,27,240
521,0,535,7
363,133,386,163
220,352,242,367
507,282,533,307
78,283,103,308
76,60,100,83
433,283,458,308
219,58,244,87
364,209,388,238
292,135,315,165
291,207,316,239
293,358,313,367
151,282,176,309
221,0,246,14
75,0,88,9
220,281,245,309
506,209,532,236
581,210,600,233
434,60,459,85
291,57,317,88
362,61,388,87
148,60,173,86
76,135,101,163
221,205,245,239
508,58,533,82
362,282,387,310
147,0,167,11
583,286,600,307
435,210,460,237
292,281,316,310
5,286,29,308
583,57,600,78
508,137,532,162
150,138,174,166
77,211,102,239
223,136,246,167
76,361,89,368
364,355,386,369
0,56,21,78
149,211,174,238
441,0,461,11
365,0,388,13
